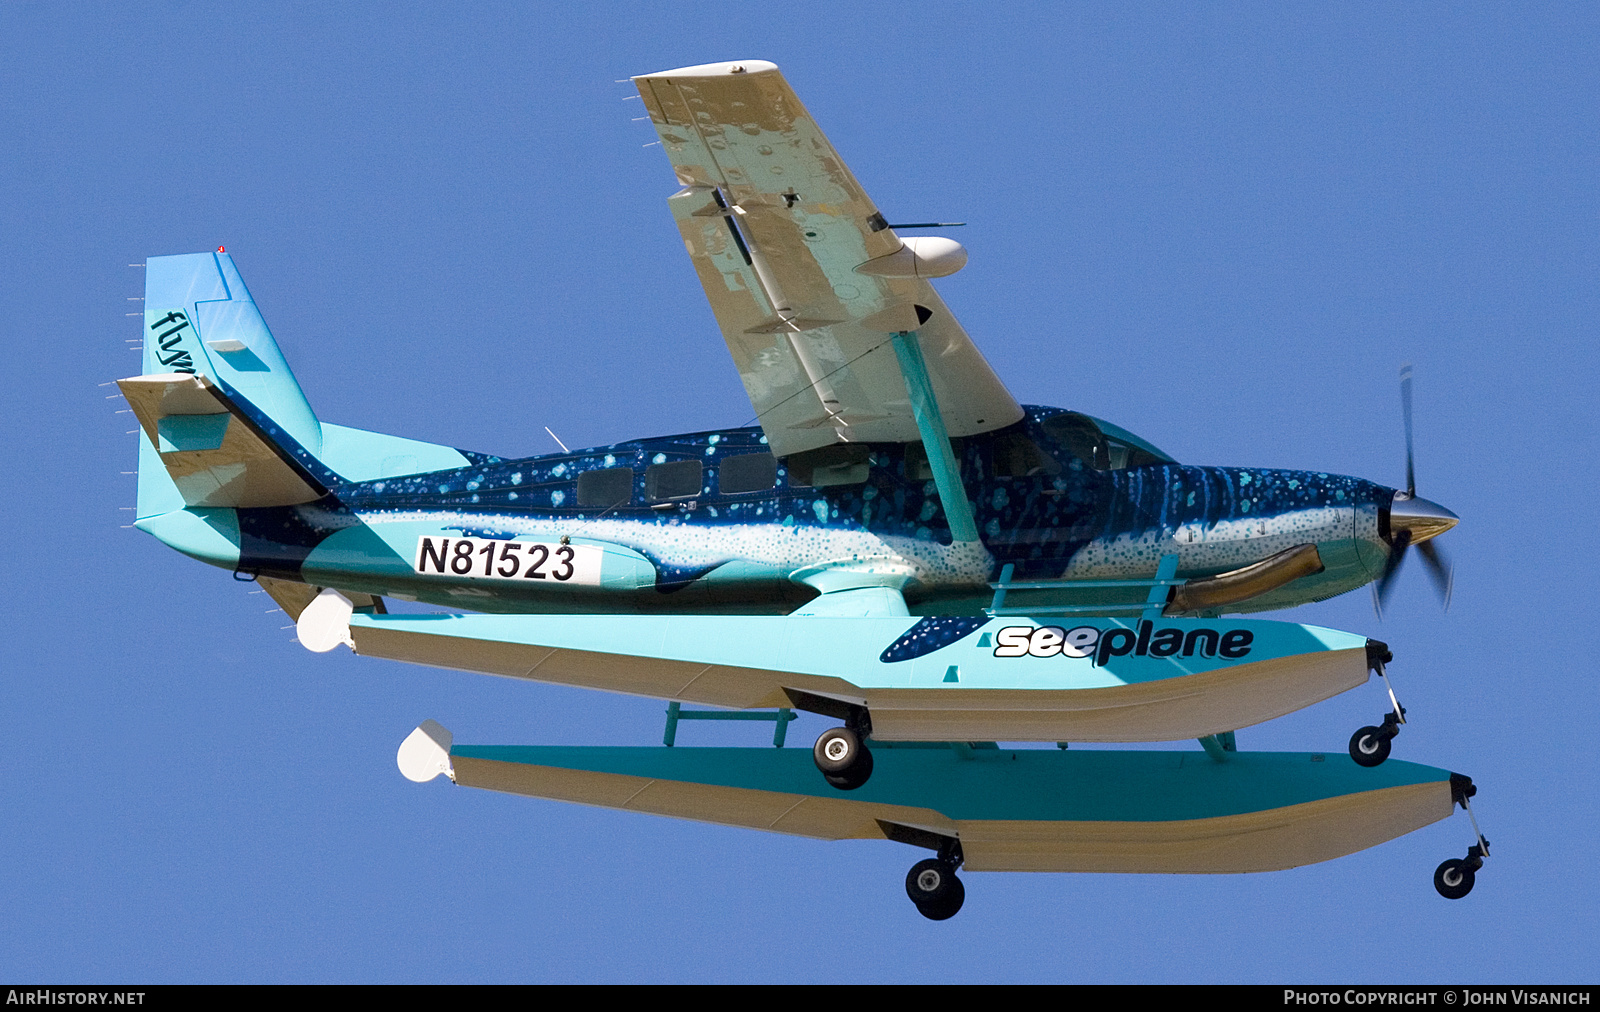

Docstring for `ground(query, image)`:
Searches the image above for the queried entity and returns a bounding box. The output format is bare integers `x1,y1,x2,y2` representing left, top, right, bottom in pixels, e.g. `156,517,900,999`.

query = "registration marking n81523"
412,536,602,586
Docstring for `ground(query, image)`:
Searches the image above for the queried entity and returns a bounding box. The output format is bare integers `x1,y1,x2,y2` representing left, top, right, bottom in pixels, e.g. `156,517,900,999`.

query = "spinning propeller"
1374,364,1458,616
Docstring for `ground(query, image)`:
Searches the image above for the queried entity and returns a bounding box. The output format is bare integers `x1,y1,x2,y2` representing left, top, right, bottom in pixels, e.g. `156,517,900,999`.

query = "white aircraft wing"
633,60,1024,458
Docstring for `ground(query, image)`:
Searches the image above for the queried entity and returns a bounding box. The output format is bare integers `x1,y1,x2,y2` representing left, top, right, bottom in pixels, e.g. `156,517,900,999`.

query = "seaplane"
117,60,1486,918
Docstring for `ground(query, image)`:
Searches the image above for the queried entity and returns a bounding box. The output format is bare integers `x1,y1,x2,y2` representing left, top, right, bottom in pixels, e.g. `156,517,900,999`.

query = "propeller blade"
1417,540,1454,610
1400,363,1415,497
1378,363,1454,615
1374,528,1411,616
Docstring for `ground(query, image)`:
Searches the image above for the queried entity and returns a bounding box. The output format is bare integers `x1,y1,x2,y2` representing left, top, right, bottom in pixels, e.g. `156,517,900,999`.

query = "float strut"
1452,773,1491,861
1373,658,1407,727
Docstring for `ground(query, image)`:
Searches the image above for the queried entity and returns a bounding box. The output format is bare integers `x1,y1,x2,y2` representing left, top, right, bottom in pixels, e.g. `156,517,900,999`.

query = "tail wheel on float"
905,858,965,920
813,726,873,790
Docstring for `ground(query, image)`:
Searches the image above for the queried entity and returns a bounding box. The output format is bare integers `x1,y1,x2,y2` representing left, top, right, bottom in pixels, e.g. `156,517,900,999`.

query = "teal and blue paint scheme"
125,58,1483,911
131,251,1399,619
125,252,1412,746
210,412,1395,616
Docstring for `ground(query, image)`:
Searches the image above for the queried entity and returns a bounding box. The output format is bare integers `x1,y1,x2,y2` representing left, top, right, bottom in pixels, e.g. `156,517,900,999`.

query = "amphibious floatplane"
118,60,1483,917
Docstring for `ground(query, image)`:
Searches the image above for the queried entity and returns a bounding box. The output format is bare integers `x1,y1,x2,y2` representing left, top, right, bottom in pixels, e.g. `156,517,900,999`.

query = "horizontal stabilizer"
118,372,326,508
437,744,1457,874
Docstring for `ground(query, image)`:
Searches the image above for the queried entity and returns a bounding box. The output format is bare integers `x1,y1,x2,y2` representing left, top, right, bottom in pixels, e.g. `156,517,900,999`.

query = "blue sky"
2,2,1595,982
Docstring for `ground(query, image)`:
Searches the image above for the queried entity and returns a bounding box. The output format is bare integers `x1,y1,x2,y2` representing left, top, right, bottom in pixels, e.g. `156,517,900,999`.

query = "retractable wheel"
814,727,873,790
906,859,965,920
1349,726,1392,767
906,858,955,905
1434,858,1476,899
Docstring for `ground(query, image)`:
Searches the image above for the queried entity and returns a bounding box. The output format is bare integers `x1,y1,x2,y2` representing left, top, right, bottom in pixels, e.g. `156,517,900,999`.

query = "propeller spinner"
1375,365,1458,615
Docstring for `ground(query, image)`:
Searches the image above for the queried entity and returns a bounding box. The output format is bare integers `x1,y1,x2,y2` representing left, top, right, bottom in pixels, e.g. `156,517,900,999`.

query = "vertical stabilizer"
142,252,321,456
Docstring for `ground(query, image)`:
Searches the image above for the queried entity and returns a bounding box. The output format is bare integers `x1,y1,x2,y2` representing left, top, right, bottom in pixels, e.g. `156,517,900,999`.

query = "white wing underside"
634,60,1023,458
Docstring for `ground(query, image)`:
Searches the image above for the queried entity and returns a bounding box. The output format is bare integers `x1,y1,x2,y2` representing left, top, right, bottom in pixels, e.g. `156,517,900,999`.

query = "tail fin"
140,251,322,455
124,251,477,573
126,251,337,516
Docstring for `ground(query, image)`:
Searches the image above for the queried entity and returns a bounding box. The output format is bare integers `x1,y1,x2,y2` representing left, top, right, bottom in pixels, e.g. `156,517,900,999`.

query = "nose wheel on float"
1435,774,1491,899
1349,644,1407,767
1350,707,1405,767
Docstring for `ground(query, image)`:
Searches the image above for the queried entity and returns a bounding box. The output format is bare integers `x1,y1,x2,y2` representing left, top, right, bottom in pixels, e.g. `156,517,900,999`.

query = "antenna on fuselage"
544,427,570,453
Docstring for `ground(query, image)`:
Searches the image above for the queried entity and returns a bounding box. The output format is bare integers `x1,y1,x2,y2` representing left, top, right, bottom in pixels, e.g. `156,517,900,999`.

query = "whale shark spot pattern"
879,617,990,663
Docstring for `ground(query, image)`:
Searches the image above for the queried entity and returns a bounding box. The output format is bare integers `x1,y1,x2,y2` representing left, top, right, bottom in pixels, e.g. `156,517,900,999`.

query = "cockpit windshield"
1040,412,1177,470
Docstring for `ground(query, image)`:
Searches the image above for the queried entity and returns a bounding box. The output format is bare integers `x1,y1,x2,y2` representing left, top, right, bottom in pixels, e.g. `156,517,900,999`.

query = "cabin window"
718,452,778,494
991,433,1062,478
1040,413,1171,471
785,444,870,487
1040,414,1104,467
645,459,704,501
904,439,967,481
576,466,633,508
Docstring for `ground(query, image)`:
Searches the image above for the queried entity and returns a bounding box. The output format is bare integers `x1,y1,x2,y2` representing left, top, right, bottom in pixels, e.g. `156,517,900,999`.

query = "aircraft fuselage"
178,404,1396,617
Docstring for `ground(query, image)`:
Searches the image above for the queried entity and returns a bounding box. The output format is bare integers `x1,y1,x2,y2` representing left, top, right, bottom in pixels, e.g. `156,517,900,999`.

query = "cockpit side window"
991,433,1062,478
1040,412,1174,471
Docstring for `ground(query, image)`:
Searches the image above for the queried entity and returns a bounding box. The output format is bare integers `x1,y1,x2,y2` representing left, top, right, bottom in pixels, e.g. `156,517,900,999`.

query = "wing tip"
633,59,779,82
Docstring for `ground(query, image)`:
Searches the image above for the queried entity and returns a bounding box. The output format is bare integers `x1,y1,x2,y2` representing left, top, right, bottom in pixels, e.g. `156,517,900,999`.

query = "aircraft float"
117,60,1486,919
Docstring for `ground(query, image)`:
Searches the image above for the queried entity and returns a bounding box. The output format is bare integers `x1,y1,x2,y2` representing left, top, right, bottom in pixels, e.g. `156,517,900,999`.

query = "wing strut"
889,330,980,544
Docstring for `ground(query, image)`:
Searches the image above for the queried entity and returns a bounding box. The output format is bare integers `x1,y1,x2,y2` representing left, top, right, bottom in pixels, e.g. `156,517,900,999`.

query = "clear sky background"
2,2,1595,983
